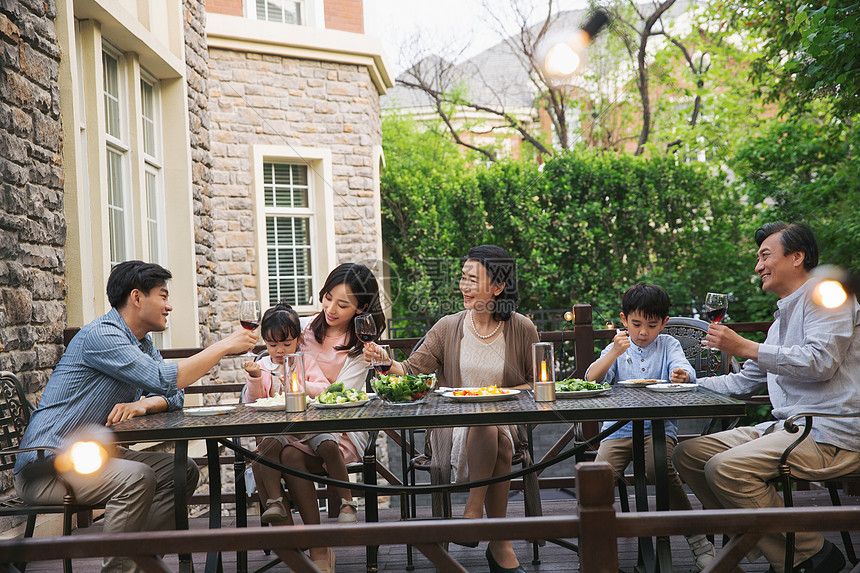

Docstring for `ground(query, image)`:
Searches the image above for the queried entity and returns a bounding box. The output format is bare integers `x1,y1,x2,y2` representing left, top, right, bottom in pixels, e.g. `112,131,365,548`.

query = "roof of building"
383,8,589,112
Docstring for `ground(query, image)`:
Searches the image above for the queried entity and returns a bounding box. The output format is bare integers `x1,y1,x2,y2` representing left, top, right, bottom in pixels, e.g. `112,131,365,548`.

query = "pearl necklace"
470,310,502,339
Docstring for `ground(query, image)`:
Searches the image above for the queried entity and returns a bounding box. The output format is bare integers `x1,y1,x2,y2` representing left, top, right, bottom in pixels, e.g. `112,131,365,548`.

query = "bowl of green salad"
371,374,436,405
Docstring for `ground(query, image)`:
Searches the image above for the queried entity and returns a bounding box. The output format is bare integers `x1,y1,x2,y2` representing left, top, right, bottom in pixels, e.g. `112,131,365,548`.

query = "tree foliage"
724,0,860,118
732,111,860,272
381,116,774,322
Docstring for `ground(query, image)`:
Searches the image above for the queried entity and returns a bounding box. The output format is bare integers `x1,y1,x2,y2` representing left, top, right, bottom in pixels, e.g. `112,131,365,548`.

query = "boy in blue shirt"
586,283,716,570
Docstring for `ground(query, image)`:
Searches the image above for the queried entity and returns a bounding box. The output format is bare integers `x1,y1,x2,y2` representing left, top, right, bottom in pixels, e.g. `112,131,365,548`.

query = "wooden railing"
1,463,857,573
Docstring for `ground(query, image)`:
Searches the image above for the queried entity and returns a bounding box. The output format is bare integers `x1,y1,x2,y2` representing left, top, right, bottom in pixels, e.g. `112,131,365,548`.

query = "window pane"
257,0,302,24
266,215,312,307
140,80,156,157
102,52,120,138
264,161,309,209
107,149,126,264
146,170,159,262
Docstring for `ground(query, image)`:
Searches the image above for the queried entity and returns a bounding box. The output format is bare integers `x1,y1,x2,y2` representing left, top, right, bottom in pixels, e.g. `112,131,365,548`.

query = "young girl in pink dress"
247,264,384,573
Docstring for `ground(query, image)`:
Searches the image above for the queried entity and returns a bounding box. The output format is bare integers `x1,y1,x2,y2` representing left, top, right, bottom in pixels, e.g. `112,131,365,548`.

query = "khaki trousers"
673,426,860,573
596,435,692,511
16,448,200,573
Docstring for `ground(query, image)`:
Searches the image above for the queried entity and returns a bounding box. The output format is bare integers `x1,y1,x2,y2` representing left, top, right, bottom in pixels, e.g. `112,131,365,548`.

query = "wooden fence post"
572,304,594,379
576,461,618,573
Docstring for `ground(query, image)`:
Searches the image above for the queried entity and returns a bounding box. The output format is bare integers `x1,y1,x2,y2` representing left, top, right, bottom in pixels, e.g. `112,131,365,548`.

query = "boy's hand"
609,329,631,357
244,360,261,378
670,368,690,383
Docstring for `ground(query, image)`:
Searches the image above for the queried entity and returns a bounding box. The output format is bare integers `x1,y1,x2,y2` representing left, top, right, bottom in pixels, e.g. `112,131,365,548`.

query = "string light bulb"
538,10,609,80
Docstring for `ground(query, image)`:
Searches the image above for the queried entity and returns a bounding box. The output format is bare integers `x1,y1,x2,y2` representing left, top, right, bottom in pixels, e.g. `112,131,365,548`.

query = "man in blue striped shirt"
14,260,258,573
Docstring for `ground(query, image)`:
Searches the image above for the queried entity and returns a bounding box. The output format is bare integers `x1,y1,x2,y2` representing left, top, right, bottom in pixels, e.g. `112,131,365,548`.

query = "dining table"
110,384,746,573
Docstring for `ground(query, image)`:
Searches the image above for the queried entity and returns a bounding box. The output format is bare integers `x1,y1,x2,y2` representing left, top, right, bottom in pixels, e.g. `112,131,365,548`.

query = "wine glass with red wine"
354,313,377,345
372,344,392,376
703,292,729,323
239,300,261,357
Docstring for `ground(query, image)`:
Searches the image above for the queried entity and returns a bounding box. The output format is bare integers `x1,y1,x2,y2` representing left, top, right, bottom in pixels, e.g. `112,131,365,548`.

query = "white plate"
617,379,666,388
434,386,454,394
442,389,520,402
184,406,236,416
310,399,370,409
245,400,287,411
646,383,698,392
556,388,611,398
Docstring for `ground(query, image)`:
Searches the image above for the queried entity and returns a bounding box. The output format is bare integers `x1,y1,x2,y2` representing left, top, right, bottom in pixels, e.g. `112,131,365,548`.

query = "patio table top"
109,386,746,443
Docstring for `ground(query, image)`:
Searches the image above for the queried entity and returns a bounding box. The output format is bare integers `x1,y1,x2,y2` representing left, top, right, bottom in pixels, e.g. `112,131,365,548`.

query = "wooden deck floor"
18,490,860,572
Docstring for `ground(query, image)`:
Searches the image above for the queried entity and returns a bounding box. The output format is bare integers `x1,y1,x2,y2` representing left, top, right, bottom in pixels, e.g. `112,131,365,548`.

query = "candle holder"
282,352,306,412
532,342,556,402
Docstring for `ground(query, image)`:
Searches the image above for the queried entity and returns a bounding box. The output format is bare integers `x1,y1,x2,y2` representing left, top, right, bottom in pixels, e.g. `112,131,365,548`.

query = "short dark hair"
106,261,172,309
621,283,670,321
754,221,819,271
309,263,385,357
261,301,302,343
464,245,518,321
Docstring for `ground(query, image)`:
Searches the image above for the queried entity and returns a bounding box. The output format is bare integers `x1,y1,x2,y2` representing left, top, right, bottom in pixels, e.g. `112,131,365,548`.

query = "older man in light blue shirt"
673,222,860,573
15,261,257,573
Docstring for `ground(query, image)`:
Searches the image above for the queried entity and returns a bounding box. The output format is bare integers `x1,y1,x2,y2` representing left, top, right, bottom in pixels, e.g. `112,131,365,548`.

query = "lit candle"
290,372,299,393
540,361,547,383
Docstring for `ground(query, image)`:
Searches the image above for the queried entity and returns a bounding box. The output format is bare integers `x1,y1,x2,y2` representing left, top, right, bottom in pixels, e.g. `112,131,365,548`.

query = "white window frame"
252,145,335,315
102,44,133,267
246,0,323,27
140,70,167,267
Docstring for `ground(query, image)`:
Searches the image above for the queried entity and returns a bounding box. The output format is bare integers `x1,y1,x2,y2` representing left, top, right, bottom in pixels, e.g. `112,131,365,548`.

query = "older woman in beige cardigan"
365,245,538,573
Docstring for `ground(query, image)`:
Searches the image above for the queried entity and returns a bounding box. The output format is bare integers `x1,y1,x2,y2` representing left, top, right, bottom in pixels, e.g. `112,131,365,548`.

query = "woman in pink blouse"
283,263,384,573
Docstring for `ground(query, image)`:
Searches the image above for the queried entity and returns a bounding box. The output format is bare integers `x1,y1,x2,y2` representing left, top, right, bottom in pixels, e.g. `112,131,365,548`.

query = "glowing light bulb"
540,361,548,382
290,372,299,393
544,43,581,77
69,441,107,475
814,280,848,309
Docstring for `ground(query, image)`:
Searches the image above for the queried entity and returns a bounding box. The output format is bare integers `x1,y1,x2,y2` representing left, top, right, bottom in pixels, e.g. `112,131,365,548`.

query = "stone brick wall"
208,50,382,380
0,2,66,393
0,0,66,494
184,0,220,357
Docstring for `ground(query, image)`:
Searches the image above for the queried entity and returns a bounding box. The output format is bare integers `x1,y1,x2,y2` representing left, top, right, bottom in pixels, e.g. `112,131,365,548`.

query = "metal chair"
777,412,860,570
0,371,100,573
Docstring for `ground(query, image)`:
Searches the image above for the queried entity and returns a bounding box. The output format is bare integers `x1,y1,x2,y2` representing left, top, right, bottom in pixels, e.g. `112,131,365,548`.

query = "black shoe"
486,547,526,573
766,541,846,573
452,540,479,548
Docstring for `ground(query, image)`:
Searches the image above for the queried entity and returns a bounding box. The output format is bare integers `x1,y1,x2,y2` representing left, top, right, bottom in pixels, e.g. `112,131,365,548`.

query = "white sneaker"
687,534,716,571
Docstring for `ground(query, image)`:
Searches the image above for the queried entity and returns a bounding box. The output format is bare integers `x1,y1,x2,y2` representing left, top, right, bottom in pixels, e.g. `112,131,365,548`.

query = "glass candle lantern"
282,352,306,412
532,342,556,402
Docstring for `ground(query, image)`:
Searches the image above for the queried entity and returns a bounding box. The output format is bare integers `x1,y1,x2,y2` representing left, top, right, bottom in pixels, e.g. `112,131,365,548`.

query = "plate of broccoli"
554,378,611,398
311,382,371,408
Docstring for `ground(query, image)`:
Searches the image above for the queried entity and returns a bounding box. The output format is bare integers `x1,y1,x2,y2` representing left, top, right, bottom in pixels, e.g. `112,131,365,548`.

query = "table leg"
233,439,248,573
204,439,223,573
174,440,193,573
364,438,379,573
632,420,656,573
651,419,673,573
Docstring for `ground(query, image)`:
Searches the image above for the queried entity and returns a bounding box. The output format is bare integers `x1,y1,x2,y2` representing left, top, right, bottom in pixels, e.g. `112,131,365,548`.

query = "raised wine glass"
371,344,392,376
703,292,729,323
354,313,377,345
238,299,261,357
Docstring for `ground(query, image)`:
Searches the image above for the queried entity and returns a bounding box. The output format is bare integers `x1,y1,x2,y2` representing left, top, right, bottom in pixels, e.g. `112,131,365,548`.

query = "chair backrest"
663,317,739,378
0,372,34,472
